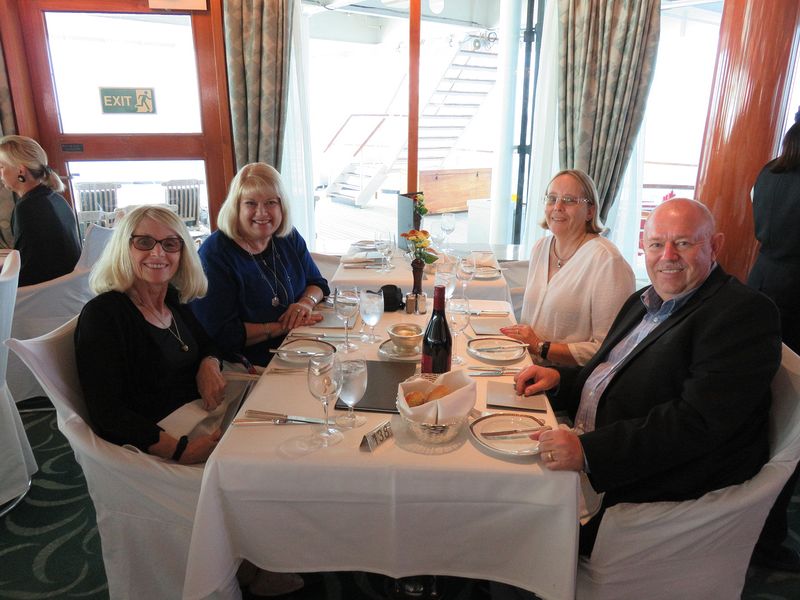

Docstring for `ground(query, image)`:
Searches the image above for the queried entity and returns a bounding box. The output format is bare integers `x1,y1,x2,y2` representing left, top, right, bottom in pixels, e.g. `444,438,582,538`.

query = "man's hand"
532,427,584,471
513,364,560,396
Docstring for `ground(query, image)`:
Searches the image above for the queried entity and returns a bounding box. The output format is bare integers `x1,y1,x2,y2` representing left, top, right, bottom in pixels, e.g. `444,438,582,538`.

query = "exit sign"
100,88,156,114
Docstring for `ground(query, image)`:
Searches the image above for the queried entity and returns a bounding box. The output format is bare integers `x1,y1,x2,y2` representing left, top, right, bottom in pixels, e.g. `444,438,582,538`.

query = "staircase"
325,34,499,207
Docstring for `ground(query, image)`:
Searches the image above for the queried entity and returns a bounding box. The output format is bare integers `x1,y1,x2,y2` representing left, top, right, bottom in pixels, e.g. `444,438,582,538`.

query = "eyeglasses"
643,239,708,254
543,194,592,206
130,235,184,253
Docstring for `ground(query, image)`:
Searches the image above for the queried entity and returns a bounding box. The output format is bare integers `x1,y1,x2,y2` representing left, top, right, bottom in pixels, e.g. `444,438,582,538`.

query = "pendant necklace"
552,233,588,268
131,294,189,352
248,240,293,308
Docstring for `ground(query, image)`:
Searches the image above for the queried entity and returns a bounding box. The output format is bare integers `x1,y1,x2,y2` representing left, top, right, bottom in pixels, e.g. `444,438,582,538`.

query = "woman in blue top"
192,163,329,366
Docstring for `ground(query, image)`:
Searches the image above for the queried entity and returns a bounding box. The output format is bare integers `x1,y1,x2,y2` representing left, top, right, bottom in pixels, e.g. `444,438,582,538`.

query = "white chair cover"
7,318,214,600
311,251,341,284
7,226,112,401
498,259,528,322
0,251,37,507
576,344,800,600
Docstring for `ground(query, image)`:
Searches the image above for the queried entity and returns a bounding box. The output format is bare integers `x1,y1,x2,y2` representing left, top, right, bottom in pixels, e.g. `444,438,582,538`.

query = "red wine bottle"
421,285,452,373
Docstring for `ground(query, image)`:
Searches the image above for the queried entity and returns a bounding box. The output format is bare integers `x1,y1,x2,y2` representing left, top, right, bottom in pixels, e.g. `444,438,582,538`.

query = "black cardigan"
74,289,220,451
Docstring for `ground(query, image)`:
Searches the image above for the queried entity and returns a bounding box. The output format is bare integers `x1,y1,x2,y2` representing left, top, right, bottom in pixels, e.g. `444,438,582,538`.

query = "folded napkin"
397,370,476,424
157,385,242,440
472,251,497,268
341,251,383,264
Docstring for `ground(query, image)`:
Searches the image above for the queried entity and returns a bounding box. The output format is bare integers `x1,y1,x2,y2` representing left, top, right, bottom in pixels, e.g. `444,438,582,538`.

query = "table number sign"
360,420,393,452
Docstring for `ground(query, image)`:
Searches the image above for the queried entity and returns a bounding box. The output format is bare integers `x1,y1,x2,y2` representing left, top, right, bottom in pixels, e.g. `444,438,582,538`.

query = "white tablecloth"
331,254,512,303
182,300,579,600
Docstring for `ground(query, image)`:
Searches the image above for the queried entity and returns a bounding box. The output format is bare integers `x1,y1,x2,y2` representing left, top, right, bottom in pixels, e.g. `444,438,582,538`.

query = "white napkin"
397,370,476,424
341,251,382,264
472,252,497,268
157,385,242,440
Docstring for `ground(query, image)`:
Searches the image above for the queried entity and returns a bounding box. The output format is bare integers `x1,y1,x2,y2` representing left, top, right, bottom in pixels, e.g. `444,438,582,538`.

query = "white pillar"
489,0,522,245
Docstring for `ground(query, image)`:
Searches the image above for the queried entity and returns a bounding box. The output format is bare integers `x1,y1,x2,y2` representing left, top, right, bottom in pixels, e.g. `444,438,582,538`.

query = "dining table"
182,299,580,600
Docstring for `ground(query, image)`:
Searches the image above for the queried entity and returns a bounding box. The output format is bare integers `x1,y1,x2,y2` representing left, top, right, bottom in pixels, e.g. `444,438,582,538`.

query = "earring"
17,174,26,183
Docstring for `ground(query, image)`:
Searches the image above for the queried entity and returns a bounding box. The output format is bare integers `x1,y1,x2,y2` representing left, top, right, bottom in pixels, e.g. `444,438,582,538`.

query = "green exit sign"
100,88,156,114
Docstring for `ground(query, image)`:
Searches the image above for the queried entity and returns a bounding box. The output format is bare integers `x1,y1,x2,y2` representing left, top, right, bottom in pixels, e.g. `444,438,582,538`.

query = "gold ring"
296,309,301,313
548,451,554,461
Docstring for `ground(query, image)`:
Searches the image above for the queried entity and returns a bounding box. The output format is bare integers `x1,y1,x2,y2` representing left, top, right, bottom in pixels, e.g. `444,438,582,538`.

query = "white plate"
467,337,527,364
275,339,336,365
353,240,377,250
474,266,501,280
470,413,542,456
378,339,421,362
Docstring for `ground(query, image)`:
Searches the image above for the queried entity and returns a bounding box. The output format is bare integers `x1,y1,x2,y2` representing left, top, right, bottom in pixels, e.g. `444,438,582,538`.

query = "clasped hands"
514,364,585,472
278,300,323,331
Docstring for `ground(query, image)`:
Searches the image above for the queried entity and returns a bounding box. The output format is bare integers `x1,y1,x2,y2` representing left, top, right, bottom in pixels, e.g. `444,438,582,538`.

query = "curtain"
223,0,294,170
559,0,660,221
0,41,16,248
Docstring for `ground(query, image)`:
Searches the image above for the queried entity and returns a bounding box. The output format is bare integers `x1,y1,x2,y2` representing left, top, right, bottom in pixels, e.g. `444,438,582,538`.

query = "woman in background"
501,169,635,365
0,135,81,286
192,162,329,366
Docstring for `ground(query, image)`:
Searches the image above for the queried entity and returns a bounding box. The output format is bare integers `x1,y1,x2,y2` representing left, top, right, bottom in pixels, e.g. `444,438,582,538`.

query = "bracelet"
540,341,551,361
172,435,189,462
204,355,223,369
304,294,318,306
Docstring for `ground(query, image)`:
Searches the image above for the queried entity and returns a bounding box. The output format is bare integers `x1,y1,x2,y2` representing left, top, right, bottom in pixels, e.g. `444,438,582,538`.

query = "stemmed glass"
359,289,383,343
440,213,456,252
434,260,456,299
456,256,476,298
307,352,344,447
380,233,395,272
335,286,360,352
374,231,393,273
335,358,368,429
446,297,470,365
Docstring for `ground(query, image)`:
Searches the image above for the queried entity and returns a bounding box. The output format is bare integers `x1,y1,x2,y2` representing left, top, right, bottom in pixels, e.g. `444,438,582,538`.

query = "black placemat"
334,360,417,413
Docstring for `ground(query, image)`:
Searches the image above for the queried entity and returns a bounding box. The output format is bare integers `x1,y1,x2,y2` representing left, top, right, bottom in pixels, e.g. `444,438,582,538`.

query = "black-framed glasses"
130,235,184,253
543,194,592,206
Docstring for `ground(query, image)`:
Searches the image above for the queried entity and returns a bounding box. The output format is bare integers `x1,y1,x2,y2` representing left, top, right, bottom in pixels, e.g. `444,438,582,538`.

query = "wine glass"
456,256,475,298
359,289,383,343
335,286,360,352
440,212,456,251
374,231,391,272
434,260,456,299
307,352,344,447
380,233,395,272
335,358,368,429
446,297,470,365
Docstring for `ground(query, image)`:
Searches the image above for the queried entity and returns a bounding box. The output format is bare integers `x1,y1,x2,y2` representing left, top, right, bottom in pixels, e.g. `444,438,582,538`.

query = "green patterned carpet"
1,399,798,599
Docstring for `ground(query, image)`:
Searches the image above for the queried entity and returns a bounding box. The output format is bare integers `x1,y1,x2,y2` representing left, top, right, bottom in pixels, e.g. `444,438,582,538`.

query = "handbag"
376,284,404,311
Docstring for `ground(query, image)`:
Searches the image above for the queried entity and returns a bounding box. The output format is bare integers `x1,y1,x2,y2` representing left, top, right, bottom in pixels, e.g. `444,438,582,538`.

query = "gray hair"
540,168,603,234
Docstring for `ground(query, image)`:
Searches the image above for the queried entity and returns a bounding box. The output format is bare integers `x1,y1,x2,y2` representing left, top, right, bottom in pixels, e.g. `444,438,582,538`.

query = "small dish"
378,339,420,362
474,266,501,280
274,339,336,365
470,413,542,456
387,323,423,354
467,337,527,364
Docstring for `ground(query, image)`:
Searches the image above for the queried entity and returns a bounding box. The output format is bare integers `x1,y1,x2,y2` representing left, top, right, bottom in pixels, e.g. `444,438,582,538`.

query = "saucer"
378,339,421,362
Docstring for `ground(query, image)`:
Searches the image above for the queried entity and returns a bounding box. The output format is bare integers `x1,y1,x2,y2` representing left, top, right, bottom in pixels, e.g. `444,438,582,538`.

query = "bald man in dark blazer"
514,198,782,555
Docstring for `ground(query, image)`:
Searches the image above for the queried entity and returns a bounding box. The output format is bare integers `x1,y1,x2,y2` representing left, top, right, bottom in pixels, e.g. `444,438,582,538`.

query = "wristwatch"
537,341,551,360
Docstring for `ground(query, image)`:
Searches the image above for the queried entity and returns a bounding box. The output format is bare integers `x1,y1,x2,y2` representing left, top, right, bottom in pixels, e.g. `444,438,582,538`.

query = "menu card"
335,360,417,413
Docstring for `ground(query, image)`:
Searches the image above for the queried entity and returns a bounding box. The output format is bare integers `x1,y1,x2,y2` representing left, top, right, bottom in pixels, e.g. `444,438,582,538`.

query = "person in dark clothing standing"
748,109,800,572
0,135,81,286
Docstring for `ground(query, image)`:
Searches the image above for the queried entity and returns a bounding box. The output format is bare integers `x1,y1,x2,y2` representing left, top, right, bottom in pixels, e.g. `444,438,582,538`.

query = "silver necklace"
248,241,293,308
552,233,587,268
131,294,189,352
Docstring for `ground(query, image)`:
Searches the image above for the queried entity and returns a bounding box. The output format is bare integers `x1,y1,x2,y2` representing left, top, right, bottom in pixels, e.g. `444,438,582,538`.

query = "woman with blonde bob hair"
192,162,329,367
501,168,635,365
75,205,226,465
0,134,81,285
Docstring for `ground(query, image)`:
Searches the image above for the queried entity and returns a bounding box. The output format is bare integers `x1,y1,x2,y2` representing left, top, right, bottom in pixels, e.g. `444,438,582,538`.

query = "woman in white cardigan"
501,169,635,365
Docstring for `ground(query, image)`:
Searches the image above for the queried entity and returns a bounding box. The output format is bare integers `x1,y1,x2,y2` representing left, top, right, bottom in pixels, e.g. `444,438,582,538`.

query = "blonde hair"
90,205,207,303
540,169,603,234
0,135,64,192
217,162,292,241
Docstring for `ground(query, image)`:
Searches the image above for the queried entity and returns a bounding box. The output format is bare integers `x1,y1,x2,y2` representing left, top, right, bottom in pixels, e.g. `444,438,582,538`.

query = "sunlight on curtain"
521,0,558,256
281,2,315,243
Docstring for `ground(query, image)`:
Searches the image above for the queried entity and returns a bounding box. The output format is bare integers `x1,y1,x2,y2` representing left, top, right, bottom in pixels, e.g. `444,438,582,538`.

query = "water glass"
359,289,383,343
307,352,344,447
335,358,368,429
456,256,476,298
446,297,470,365
335,286,360,352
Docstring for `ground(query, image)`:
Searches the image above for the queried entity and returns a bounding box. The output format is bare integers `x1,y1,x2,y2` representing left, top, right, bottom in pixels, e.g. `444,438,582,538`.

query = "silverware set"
232,409,325,426
468,366,523,377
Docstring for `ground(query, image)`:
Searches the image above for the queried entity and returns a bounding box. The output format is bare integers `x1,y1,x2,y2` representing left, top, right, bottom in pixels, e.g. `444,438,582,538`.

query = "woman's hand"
278,301,324,331
196,357,225,410
500,324,540,348
513,364,560,396
179,429,222,464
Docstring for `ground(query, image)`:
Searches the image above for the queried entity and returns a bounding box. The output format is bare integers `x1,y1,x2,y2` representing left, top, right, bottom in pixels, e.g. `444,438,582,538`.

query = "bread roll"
426,385,450,401
405,391,428,407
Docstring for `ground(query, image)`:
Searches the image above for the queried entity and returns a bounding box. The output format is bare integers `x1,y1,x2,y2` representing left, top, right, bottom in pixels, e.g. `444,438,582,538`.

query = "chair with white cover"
311,251,341,284
76,182,121,213
6,318,203,600
576,344,800,600
498,259,528,322
0,251,37,515
75,224,114,270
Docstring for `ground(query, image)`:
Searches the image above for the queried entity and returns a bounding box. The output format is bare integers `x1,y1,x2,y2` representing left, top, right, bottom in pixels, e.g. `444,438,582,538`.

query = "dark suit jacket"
552,266,782,512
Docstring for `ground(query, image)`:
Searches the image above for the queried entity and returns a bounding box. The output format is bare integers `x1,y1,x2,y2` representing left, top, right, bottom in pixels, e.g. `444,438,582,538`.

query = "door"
2,0,233,232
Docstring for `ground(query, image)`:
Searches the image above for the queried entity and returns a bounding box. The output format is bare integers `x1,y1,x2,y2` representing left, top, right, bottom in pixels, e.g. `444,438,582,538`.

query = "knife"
476,344,528,352
243,409,326,425
469,309,510,316
481,425,549,438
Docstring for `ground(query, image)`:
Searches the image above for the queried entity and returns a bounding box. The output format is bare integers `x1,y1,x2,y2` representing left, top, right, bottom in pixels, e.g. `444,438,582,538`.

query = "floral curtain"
558,0,660,221
223,0,294,170
0,41,16,248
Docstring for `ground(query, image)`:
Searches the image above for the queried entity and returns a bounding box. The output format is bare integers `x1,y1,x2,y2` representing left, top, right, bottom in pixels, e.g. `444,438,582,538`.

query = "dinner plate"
474,266,501,280
274,339,336,365
378,338,421,362
470,413,542,456
467,337,527,364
